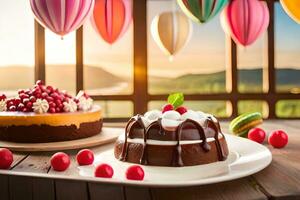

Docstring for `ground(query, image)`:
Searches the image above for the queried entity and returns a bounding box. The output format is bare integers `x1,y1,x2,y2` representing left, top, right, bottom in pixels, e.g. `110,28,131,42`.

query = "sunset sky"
0,1,300,78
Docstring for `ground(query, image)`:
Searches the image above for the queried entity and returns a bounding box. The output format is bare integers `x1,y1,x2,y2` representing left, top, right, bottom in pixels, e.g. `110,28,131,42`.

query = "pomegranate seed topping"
35,93,41,98
56,107,61,113
0,94,6,101
49,102,56,108
46,96,54,102
126,165,145,181
22,98,30,104
162,104,174,113
19,94,29,100
29,96,36,103
14,98,21,106
55,99,62,105
32,88,41,95
58,103,63,109
76,149,94,166
22,108,28,112
7,101,14,107
94,164,114,178
0,148,13,169
41,92,48,98
9,106,16,111
17,103,25,111
18,89,25,94
24,89,31,94
26,102,33,109
46,86,54,93
49,107,56,113
50,93,59,100
36,80,44,86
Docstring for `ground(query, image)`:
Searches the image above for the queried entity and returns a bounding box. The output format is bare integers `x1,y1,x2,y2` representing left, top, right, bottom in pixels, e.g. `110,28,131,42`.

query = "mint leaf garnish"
167,93,184,108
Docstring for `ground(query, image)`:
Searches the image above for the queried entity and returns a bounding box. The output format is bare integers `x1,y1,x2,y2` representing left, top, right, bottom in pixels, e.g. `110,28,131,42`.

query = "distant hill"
0,66,299,94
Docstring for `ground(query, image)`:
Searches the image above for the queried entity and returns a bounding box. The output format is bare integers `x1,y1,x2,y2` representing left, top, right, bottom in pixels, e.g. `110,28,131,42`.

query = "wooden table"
0,120,299,200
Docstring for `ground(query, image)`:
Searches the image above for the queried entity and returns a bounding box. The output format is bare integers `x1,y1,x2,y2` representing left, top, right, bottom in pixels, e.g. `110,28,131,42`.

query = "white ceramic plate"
78,133,272,187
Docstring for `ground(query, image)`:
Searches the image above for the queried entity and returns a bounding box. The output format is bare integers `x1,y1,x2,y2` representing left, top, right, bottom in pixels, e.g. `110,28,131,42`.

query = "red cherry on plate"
50,152,70,171
0,94,6,101
176,106,188,115
0,148,13,169
126,165,144,181
76,149,94,166
94,164,114,178
248,128,266,144
268,130,288,148
162,104,174,113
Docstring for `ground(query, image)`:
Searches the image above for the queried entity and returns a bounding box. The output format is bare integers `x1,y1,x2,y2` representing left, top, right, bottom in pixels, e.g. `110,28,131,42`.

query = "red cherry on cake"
268,130,288,148
50,152,70,171
76,149,94,166
162,104,174,113
176,106,188,115
94,164,114,178
248,128,266,144
0,148,13,169
126,165,145,181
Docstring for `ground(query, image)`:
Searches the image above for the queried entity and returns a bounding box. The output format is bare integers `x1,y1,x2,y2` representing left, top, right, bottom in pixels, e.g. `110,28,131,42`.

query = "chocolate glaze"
118,115,226,167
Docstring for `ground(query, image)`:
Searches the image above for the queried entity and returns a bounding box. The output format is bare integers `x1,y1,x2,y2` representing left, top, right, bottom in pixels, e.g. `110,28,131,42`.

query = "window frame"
33,0,300,121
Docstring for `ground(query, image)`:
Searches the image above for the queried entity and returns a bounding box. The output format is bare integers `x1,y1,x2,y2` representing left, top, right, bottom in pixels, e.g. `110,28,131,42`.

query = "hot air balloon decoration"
30,0,94,37
91,0,132,44
280,0,300,24
151,11,192,60
221,0,269,47
177,0,228,24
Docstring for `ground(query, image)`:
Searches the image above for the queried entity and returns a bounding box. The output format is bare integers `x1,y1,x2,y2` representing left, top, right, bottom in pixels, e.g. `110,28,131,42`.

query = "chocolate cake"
0,81,103,143
114,94,229,167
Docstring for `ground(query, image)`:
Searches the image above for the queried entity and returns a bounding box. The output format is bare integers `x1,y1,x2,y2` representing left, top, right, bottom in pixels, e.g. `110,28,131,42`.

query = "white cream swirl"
33,99,49,114
63,99,78,112
78,96,93,111
0,100,7,112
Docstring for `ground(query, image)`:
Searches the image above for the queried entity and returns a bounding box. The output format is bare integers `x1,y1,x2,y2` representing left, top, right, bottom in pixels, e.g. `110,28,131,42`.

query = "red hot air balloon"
221,0,269,46
30,0,94,36
91,0,132,44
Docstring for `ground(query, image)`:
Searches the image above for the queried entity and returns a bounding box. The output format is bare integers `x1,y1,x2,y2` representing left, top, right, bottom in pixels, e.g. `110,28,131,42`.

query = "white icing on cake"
0,100,7,112
118,134,223,146
33,99,49,114
141,109,218,130
63,99,78,112
78,96,93,111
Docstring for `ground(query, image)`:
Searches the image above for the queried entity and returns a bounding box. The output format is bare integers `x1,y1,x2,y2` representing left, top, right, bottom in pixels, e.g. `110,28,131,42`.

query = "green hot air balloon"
177,0,228,23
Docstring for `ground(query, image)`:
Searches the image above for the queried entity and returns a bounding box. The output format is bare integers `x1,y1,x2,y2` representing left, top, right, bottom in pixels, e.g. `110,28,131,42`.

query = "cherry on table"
248,128,266,143
76,149,94,166
0,148,13,169
268,130,288,148
50,152,70,171
126,165,144,181
94,164,114,178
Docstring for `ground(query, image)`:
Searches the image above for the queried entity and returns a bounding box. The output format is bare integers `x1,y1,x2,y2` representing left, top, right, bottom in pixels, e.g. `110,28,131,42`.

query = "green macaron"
229,112,263,137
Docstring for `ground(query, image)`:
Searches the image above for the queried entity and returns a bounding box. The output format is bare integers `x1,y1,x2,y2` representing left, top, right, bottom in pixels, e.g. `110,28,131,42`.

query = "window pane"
45,31,76,95
147,1,226,94
275,3,300,93
276,100,300,118
94,101,133,118
0,1,34,95
83,19,133,95
237,36,265,93
148,101,230,117
238,101,268,118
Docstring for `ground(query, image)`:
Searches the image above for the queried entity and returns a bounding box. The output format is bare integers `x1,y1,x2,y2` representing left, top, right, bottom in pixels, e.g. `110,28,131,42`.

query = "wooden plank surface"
0,121,299,200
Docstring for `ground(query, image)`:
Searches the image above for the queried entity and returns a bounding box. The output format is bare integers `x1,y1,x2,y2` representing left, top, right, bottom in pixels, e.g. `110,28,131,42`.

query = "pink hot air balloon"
30,0,94,36
91,0,132,44
221,0,270,46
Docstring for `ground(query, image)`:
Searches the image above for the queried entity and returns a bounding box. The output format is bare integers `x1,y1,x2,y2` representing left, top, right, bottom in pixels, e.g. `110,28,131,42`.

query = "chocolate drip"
172,119,211,167
119,114,225,166
206,117,226,161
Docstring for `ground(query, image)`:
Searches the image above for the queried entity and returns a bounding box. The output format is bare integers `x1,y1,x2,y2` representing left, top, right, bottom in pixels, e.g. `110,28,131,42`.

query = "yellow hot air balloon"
151,11,192,60
280,0,300,24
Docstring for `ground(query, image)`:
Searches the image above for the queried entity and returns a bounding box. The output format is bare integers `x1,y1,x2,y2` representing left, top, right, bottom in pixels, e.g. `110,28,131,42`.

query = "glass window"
238,100,268,118
275,3,300,94
94,101,133,118
0,1,34,96
276,100,300,118
45,31,76,95
83,18,133,95
147,0,226,95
